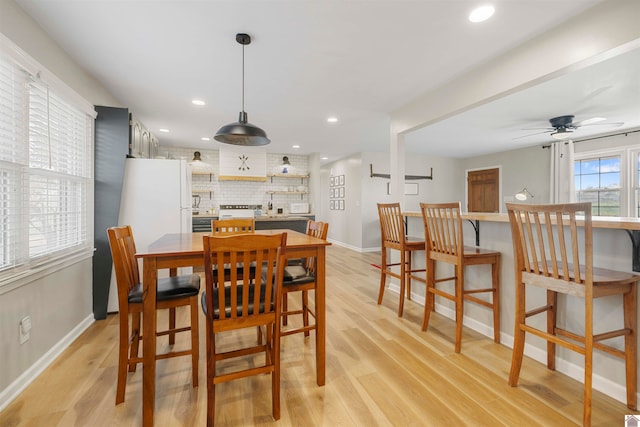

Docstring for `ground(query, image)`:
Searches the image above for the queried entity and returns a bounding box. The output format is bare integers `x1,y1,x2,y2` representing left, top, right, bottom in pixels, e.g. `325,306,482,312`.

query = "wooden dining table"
135,229,331,427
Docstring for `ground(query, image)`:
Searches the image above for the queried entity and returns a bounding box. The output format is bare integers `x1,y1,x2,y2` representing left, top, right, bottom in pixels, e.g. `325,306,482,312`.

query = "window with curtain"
0,49,93,280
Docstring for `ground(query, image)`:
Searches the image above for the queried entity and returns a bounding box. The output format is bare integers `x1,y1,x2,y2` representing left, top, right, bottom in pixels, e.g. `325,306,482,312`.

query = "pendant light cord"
241,42,245,113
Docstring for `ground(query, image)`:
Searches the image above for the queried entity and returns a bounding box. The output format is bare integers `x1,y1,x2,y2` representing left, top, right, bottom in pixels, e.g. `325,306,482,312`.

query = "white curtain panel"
549,141,575,203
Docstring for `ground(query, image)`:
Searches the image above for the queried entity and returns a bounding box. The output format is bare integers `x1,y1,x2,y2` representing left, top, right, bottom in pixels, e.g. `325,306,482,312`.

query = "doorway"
467,167,500,212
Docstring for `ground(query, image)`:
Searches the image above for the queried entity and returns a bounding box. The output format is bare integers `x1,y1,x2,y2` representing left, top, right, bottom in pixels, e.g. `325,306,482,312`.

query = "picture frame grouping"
329,174,345,210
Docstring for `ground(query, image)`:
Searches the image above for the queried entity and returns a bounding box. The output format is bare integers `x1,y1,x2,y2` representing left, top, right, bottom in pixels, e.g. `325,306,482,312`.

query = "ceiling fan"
515,115,624,140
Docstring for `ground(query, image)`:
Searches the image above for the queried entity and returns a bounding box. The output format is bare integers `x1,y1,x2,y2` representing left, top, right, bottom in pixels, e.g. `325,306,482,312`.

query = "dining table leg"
142,257,158,427
315,246,326,386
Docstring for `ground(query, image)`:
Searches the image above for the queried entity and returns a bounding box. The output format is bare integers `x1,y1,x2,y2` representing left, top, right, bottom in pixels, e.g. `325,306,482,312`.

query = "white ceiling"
17,0,636,163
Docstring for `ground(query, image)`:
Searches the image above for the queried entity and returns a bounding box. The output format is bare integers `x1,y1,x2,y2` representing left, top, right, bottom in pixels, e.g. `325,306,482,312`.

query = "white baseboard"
0,314,95,411
325,238,379,253
384,283,635,406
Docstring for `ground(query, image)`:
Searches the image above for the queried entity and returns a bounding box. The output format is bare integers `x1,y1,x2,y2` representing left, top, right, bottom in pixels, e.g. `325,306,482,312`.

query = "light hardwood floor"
1,245,637,426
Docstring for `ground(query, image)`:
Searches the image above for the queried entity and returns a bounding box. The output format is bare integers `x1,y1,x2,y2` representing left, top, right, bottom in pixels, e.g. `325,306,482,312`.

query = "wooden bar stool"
420,202,500,353
201,232,287,426
377,203,426,317
506,202,638,426
107,225,200,405
281,220,329,337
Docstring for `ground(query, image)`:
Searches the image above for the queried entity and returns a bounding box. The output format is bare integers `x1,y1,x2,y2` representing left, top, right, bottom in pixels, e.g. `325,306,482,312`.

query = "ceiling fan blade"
578,121,625,127
519,126,554,131
512,130,551,140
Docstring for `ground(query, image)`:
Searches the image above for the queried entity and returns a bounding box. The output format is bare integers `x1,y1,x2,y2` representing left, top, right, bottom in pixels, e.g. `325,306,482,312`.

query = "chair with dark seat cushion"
201,232,287,426
280,220,329,338
107,225,200,405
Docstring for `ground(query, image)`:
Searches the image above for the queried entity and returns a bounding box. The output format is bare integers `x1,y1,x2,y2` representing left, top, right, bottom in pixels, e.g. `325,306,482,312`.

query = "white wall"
0,0,120,409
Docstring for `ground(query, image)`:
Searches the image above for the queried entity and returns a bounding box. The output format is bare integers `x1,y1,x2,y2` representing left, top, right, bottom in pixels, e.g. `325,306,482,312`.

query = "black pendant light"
214,33,270,146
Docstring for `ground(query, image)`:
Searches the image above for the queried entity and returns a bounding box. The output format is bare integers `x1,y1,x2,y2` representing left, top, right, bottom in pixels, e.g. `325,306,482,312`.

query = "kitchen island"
192,214,315,233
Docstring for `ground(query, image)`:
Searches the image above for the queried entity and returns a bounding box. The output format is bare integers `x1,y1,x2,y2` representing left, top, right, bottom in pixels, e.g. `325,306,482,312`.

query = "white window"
574,154,622,216
0,43,94,283
574,145,640,218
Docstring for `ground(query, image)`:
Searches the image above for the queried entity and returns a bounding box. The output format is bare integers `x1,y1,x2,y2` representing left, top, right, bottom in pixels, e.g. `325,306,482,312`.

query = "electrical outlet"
19,316,31,344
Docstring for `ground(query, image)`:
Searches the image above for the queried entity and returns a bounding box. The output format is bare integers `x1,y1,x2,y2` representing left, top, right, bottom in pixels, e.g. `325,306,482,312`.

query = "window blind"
0,56,29,271
28,79,91,260
0,47,93,278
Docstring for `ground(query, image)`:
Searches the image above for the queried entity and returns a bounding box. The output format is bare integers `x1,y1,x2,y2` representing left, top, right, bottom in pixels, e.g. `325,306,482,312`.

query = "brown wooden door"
468,168,499,212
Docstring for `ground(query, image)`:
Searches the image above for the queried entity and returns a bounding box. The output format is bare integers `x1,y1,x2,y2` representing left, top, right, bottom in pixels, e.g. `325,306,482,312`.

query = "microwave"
290,202,309,214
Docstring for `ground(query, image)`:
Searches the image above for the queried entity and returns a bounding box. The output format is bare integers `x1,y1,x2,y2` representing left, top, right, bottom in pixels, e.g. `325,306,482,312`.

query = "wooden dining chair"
201,232,287,426
281,220,329,338
420,202,500,353
107,225,200,405
377,203,426,317
506,202,639,426
210,218,257,282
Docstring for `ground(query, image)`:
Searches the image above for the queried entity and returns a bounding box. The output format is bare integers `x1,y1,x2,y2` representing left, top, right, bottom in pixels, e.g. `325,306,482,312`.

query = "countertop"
192,214,314,221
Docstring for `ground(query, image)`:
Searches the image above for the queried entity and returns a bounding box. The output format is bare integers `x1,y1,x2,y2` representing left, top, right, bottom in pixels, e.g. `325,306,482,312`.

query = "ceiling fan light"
551,128,573,140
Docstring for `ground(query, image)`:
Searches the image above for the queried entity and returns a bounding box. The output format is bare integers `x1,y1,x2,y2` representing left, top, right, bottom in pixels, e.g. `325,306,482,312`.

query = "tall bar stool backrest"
303,220,328,271
109,225,140,307
421,202,464,264
507,202,591,288
378,203,405,248
211,218,255,234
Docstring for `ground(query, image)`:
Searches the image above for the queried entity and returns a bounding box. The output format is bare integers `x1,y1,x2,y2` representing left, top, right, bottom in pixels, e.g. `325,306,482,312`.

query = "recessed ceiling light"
159,128,170,133
469,5,495,23
192,99,206,106
327,117,338,123
321,156,328,160
292,145,300,149
201,137,211,141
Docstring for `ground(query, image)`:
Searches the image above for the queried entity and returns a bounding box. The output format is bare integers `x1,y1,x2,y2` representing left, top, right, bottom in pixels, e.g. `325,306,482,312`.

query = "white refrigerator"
107,158,193,312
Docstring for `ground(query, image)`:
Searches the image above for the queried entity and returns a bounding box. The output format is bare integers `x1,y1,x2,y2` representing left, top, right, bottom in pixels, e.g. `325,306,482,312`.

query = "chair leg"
129,312,141,372
302,290,310,338
190,297,199,387
272,322,281,420
624,285,638,410
454,265,464,353
116,312,130,405
509,279,526,387
406,250,412,301
377,249,387,305
583,288,594,427
169,307,176,346
547,290,557,371
282,293,289,326
422,258,435,331
491,258,501,343
206,322,215,427
398,250,406,317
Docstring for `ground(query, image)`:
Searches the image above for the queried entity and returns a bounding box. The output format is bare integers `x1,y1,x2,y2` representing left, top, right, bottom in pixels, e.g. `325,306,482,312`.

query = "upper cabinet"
129,115,157,159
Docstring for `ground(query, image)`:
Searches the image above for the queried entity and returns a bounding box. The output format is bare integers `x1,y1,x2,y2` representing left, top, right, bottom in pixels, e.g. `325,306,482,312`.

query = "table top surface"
137,229,331,258
404,211,640,231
